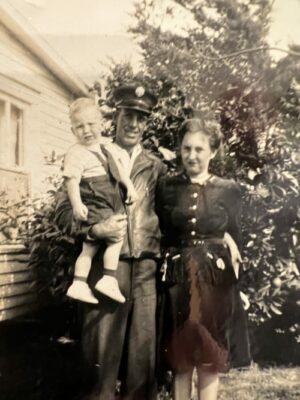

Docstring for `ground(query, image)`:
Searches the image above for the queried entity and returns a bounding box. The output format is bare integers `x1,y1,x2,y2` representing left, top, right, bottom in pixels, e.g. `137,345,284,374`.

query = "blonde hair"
69,97,99,118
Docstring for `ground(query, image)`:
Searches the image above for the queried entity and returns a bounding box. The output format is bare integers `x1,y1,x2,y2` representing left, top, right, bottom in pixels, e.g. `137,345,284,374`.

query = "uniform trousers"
81,258,158,400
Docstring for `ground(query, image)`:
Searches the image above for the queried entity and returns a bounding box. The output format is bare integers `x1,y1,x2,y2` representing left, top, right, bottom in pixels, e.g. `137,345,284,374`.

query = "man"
56,83,166,400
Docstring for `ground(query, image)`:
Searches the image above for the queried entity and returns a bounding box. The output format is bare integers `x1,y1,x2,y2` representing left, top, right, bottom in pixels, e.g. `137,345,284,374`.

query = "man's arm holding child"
88,214,127,243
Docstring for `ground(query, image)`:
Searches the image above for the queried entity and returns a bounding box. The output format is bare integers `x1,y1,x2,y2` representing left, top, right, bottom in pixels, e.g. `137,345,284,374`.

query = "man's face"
71,105,102,146
115,108,148,151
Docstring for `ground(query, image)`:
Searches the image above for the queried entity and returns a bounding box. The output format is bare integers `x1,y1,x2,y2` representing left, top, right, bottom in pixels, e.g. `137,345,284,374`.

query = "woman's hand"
224,232,242,279
231,247,242,279
89,214,127,243
240,291,250,310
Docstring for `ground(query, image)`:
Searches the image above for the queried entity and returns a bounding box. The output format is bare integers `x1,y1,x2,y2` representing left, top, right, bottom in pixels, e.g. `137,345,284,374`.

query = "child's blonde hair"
69,97,99,118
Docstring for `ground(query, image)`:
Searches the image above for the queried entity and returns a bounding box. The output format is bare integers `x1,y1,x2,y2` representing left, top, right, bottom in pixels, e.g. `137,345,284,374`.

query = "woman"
156,117,251,400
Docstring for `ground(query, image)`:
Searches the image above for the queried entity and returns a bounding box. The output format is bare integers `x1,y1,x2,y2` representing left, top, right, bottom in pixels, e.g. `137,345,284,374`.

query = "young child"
63,97,137,304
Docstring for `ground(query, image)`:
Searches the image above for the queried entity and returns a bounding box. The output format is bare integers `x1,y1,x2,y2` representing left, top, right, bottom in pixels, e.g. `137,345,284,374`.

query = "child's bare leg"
74,241,98,279
67,242,99,304
95,240,125,303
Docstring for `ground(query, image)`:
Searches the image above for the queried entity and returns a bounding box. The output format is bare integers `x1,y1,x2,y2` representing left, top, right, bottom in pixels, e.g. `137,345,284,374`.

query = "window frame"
0,92,27,171
0,91,31,202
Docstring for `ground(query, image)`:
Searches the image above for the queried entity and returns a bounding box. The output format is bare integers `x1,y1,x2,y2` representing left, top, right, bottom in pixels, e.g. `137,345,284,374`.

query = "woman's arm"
224,232,242,279
226,181,243,250
224,181,244,279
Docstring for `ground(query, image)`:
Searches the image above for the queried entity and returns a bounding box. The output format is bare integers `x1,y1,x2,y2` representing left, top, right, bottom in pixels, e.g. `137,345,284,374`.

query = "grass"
217,365,300,400
159,365,300,400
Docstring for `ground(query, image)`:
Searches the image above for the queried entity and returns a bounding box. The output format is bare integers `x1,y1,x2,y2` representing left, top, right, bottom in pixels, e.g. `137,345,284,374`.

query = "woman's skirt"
157,241,251,377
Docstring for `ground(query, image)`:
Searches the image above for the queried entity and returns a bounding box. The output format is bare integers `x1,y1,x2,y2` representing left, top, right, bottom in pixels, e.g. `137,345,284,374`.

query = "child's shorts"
79,176,125,226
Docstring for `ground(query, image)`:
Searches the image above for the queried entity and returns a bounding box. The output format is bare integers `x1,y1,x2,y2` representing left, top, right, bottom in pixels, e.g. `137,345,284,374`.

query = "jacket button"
192,192,198,198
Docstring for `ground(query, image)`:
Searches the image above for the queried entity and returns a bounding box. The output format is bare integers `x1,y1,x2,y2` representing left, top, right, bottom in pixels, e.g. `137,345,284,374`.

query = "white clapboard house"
0,2,89,321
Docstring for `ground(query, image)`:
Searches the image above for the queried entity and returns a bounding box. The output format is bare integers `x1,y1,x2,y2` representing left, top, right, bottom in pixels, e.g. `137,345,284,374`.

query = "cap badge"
135,86,145,97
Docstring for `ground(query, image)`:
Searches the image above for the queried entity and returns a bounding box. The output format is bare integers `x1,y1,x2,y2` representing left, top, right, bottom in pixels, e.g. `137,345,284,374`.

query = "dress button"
191,231,196,236
191,205,197,210
191,218,197,224
192,192,198,198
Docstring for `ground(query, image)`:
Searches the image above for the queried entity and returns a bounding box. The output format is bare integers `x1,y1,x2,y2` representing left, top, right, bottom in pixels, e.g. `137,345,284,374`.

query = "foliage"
91,0,300,328
0,193,33,243
24,171,78,302
0,159,77,302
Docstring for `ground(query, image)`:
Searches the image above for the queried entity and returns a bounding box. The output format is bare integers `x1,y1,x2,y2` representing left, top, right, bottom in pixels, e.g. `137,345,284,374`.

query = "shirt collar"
110,143,142,173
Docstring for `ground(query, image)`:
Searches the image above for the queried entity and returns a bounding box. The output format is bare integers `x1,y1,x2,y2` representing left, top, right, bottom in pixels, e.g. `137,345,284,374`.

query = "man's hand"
89,214,127,243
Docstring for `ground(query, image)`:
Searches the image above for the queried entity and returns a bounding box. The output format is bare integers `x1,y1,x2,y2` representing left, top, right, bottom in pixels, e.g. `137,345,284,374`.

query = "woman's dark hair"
178,117,223,151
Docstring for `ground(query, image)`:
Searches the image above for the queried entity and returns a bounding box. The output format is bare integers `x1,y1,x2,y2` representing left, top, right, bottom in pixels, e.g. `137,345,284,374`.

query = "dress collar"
181,171,215,186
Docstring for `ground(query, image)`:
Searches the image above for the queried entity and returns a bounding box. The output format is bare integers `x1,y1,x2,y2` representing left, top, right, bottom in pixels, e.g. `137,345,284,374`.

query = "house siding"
0,22,76,195
0,21,84,321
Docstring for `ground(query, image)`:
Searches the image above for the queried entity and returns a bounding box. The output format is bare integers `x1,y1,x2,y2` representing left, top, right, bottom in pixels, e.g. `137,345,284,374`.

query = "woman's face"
180,131,217,177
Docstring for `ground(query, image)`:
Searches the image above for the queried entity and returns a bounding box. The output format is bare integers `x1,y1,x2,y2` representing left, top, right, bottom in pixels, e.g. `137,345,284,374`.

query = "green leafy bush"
92,45,299,349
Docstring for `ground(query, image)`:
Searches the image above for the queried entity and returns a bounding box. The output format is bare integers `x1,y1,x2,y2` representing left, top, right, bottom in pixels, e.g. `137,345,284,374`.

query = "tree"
95,0,300,326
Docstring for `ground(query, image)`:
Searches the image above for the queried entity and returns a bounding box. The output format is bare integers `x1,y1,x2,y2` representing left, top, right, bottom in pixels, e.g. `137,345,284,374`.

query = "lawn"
159,366,300,400
217,365,300,400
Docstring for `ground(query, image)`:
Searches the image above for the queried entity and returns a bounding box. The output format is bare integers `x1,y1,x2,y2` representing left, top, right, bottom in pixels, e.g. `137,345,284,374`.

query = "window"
0,94,28,202
0,97,24,168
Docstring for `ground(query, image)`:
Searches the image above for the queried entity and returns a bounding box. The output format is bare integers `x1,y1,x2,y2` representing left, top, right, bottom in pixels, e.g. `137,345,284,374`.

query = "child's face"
71,105,102,146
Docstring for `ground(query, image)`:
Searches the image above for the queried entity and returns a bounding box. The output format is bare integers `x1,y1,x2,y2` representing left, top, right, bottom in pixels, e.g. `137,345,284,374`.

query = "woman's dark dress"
156,173,251,375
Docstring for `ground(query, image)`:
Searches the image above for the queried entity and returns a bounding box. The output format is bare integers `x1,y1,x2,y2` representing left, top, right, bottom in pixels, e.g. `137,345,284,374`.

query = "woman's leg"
67,242,99,304
197,368,219,400
95,240,125,303
173,370,193,400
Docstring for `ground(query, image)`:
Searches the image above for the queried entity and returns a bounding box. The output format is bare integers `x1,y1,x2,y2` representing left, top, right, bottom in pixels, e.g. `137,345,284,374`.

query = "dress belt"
180,237,225,248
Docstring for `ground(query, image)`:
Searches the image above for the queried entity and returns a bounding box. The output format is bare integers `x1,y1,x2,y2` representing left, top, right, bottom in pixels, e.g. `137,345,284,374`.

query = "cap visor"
117,105,151,115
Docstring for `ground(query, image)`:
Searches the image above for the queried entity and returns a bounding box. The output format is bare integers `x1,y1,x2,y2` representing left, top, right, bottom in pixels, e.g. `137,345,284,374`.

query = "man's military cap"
113,84,157,115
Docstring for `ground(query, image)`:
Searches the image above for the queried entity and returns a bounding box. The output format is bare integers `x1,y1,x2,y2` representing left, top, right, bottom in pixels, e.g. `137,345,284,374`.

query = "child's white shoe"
67,281,98,304
95,276,125,303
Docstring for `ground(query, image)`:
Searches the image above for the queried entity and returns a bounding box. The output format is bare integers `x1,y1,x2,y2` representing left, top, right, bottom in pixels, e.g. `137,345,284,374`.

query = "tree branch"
198,46,300,61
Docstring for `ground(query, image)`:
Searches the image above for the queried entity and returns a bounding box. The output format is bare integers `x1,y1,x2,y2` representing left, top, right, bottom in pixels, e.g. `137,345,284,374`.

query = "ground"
1,316,300,399
218,366,300,400
159,366,300,400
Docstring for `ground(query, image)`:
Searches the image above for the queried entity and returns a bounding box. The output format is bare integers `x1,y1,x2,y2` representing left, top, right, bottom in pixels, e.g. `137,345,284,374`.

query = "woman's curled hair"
178,116,223,151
